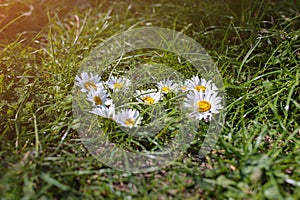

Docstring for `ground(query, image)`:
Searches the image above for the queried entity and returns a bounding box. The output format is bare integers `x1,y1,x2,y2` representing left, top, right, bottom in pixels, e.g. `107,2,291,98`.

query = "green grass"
1,0,300,199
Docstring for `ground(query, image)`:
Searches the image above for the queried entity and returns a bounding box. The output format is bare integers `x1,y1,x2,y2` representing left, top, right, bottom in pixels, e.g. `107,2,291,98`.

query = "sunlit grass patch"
0,0,300,199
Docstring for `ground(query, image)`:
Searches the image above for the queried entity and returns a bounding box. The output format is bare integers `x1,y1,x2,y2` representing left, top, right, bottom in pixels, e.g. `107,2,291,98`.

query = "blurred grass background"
0,0,299,199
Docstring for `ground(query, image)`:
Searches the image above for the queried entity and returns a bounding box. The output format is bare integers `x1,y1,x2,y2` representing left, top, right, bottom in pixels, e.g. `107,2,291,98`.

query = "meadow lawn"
0,0,299,199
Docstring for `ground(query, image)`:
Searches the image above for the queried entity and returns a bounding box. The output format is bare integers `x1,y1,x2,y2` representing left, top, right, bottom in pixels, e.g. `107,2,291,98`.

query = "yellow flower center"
142,96,155,104
195,85,206,92
93,96,102,105
162,86,169,93
124,119,135,126
197,100,211,112
84,81,97,91
113,82,124,89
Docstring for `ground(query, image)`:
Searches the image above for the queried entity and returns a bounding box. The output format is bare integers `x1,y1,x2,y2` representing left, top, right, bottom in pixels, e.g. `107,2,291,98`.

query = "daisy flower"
178,81,189,93
183,89,223,121
107,75,131,91
156,79,178,94
75,71,104,93
87,88,112,107
115,109,142,128
90,105,115,119
185,76,218,92
136,89,161,104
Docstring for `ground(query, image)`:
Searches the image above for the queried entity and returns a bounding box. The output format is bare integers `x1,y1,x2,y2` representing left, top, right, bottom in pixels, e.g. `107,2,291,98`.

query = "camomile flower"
107,75,131,91
136,89,161,104
90,105,115,119
177,81,189,93
157,79,178,94
75,71,104,93
183,89,223,121
115,109,142,128
185,75,218,92
87,88,112,107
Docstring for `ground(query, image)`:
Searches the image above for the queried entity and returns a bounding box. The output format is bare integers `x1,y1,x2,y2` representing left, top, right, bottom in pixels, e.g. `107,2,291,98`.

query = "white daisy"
183,89,223,121
75,71,104,93
185,76,218,92
157,79,178,94
136,89,161,104
87,88,112,107
178,81,189,93
90,105,115,119
107,75,131,91
115,109,142,128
